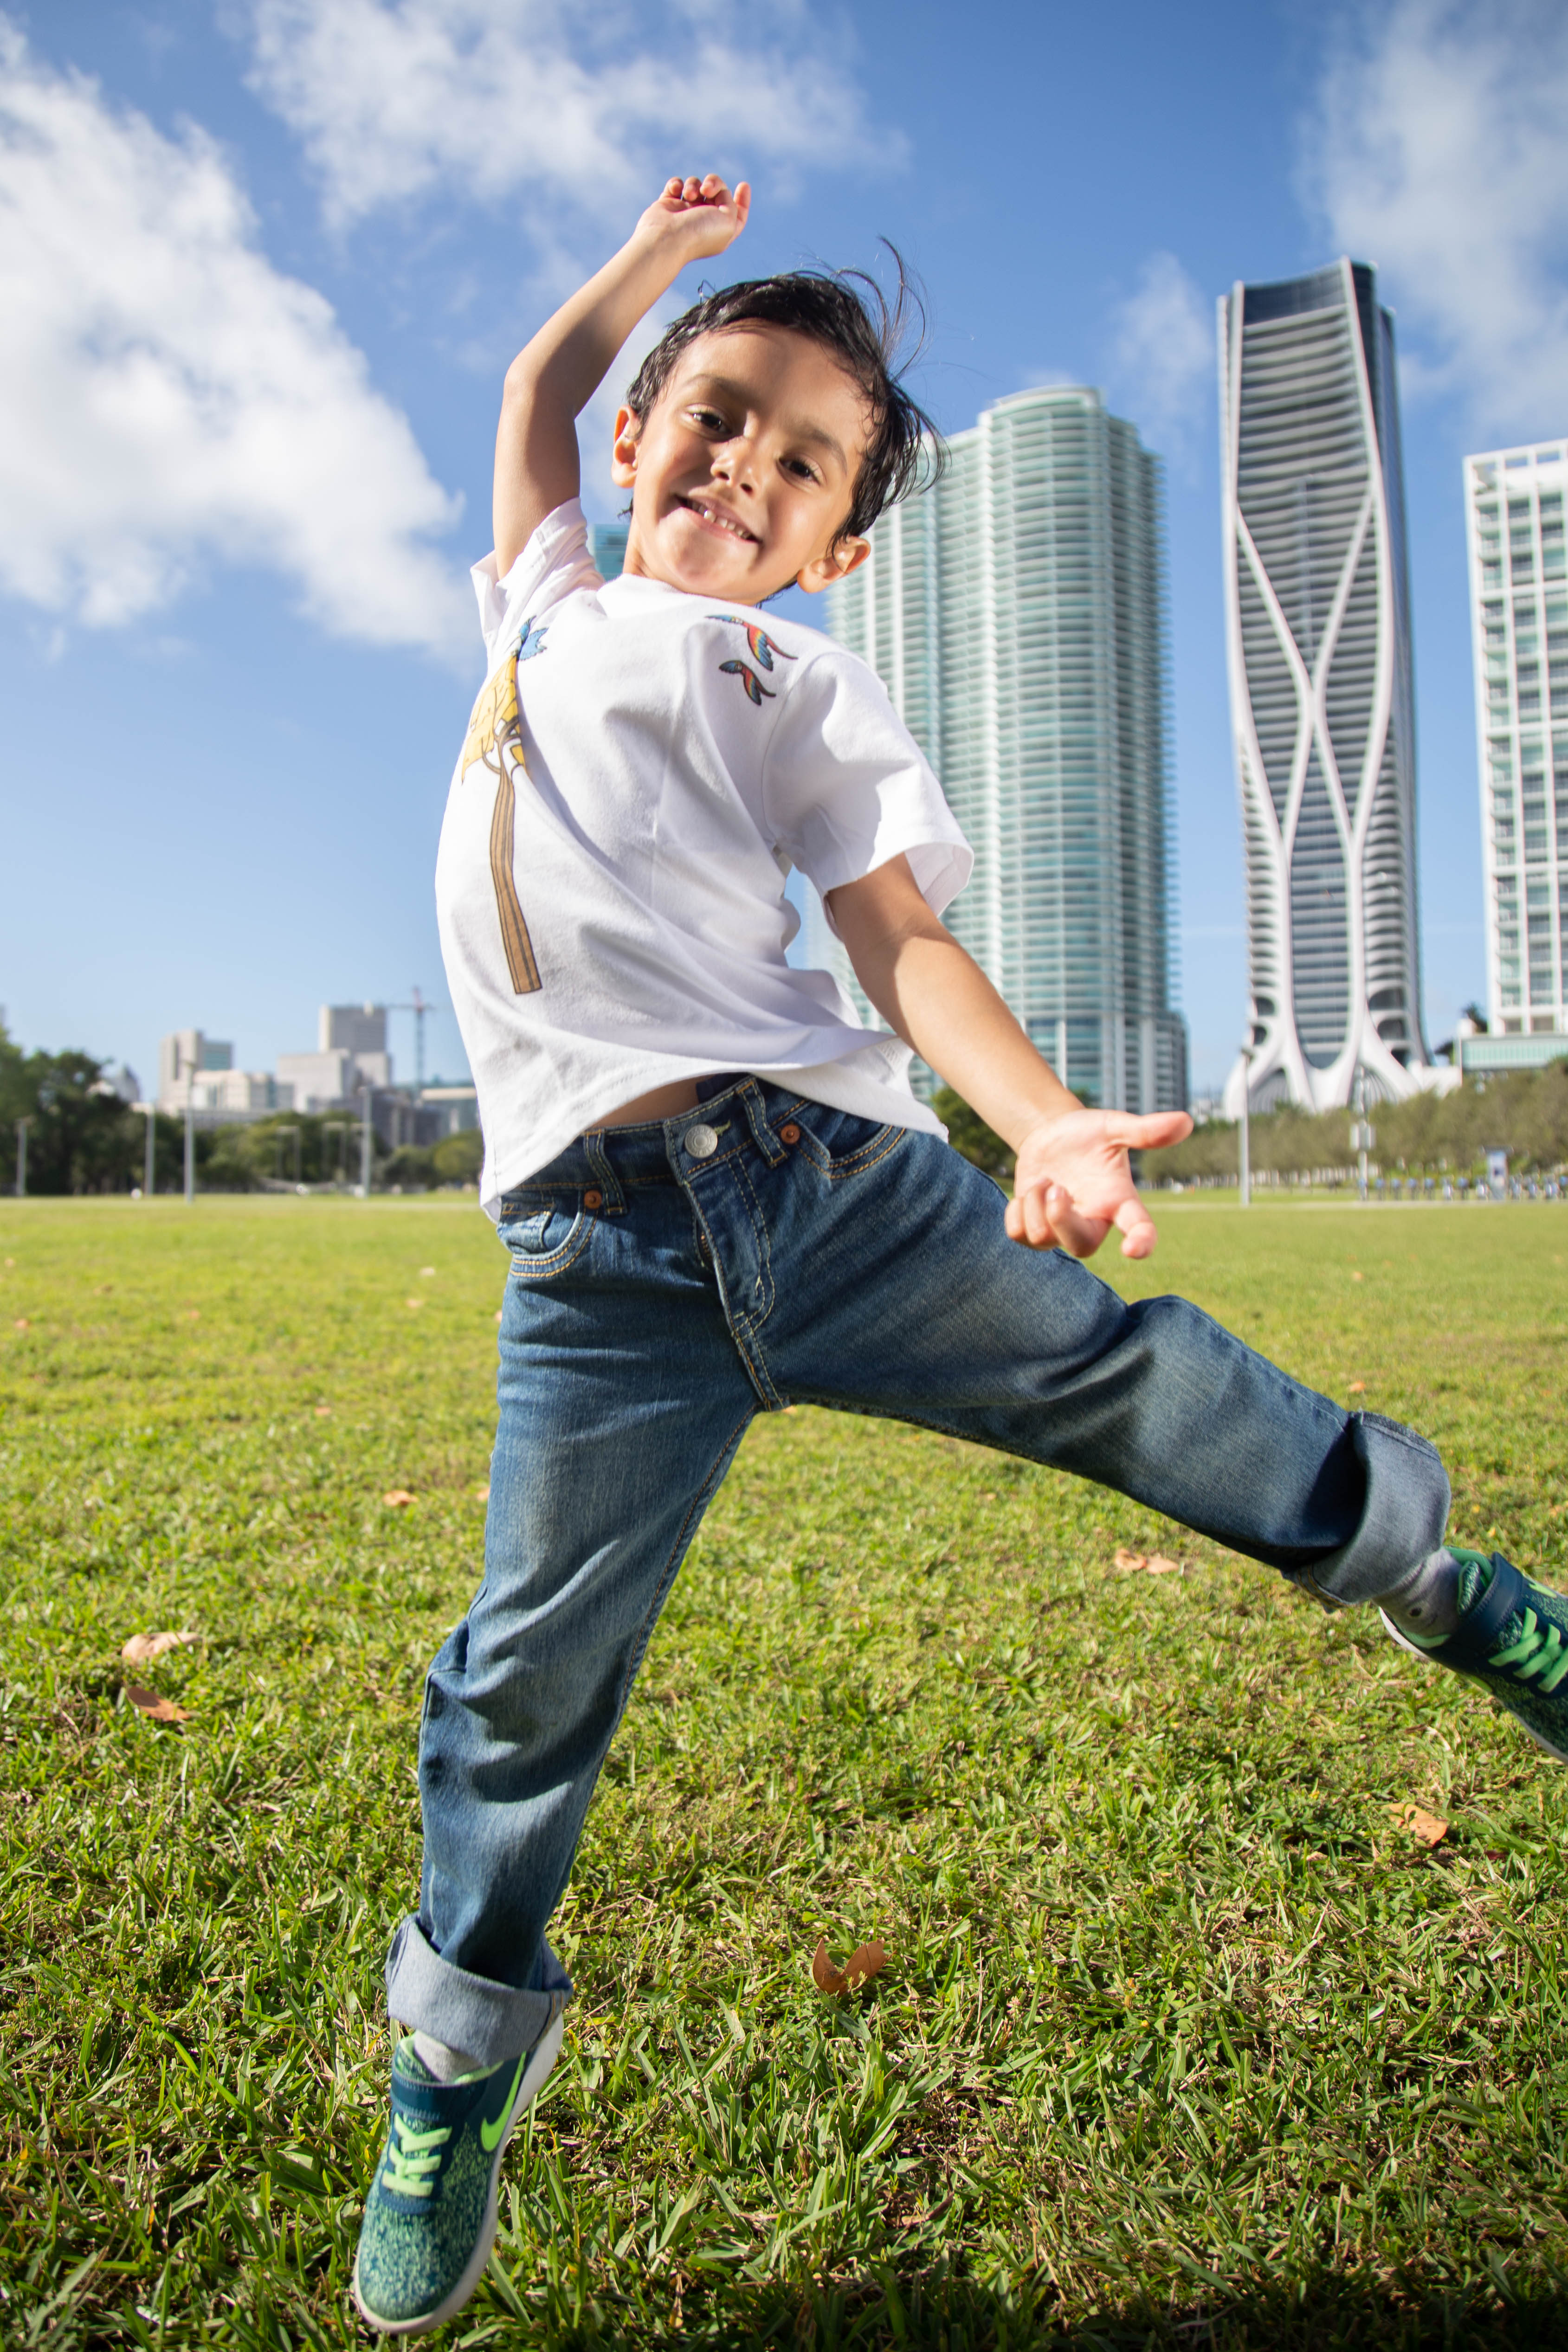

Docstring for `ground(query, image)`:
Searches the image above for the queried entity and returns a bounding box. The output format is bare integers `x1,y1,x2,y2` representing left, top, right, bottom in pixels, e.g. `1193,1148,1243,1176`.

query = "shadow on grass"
460,2262,1568,2351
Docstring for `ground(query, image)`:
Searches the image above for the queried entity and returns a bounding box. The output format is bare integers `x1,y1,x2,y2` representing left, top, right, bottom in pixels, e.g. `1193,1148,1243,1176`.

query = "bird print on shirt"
710,614,797,706
458,615,549,994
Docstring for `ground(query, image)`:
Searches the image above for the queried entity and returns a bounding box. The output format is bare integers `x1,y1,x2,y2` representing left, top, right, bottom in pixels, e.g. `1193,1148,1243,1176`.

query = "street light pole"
1238,1042,1252,1208
15,1117,30,1199
138,1102,155,1196
360,1083,374,1198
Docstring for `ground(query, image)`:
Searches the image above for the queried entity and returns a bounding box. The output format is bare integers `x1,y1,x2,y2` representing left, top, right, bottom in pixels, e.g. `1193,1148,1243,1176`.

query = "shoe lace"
1490,1607,1568,1694
381,2110,452,2199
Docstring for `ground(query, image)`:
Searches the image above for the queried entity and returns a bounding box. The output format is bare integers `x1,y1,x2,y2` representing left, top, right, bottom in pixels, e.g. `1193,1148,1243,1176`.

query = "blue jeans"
386,1076,1450,2063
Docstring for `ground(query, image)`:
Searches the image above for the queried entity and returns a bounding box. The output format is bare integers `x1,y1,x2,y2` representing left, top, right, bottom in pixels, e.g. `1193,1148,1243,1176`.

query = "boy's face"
612,325,873,603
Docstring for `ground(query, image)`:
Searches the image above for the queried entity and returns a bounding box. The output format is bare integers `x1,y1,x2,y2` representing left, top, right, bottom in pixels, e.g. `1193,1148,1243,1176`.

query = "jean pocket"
787,1103,908,1181
498,1202,592,1280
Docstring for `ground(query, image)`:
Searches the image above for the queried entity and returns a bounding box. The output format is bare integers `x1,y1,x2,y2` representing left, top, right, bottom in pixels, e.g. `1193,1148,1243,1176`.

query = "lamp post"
360,1082,374,1198
136,1102,155,1196
1349,1068,1374,1204
1238,1042,1252,1208
14,1117,30,1199
180,1042,198,1205
323,1120,346,1188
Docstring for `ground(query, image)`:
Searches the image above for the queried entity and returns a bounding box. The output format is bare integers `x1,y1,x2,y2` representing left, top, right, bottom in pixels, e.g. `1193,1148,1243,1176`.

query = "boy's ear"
795,535,871,596
611,406,641,490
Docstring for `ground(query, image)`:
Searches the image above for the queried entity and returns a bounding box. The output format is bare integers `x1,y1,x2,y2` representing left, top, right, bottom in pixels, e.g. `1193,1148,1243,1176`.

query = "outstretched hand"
635,174,751,265
1007,1108,1193,1261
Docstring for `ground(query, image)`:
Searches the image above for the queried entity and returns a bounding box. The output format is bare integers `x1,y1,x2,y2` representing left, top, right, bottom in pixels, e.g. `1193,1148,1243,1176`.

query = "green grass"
4,1196,1568,2349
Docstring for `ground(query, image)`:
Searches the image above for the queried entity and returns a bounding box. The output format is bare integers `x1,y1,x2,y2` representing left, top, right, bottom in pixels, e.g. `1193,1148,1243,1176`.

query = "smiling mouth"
673,496,758,545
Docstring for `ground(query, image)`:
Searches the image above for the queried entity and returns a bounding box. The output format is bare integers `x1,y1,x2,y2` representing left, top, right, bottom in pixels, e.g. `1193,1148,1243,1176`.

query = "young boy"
352,174,1568,2334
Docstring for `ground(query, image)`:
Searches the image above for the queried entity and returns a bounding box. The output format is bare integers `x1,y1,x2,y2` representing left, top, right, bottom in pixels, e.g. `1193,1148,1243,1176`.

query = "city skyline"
2,6,1561,1105
817,385,1187,1115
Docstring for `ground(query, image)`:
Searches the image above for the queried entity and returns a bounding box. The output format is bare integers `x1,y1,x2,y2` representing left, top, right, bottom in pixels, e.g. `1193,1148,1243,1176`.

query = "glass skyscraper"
1462,439,1568,1037
1219,259,1435,1115
814,384,1187,1114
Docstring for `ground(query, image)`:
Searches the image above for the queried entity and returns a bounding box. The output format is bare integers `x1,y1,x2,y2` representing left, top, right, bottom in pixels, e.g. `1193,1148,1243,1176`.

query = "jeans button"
684,1123,719,1160
780,1122,800,1145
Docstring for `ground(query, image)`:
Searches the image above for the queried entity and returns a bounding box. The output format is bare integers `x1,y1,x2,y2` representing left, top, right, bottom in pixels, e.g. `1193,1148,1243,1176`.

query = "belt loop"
583,1133,625,1211
738,1079,787,1168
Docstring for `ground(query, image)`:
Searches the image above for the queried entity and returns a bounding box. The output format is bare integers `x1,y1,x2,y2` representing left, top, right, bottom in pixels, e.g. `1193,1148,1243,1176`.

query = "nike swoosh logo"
479,2050,529,2153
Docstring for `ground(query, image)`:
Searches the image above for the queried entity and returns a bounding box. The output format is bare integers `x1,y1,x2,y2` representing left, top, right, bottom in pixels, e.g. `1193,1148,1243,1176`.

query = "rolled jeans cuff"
385,1915,573,2068
1284,1410,1451,1611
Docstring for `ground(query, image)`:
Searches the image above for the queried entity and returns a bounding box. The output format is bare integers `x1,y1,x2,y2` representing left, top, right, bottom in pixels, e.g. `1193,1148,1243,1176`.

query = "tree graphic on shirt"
458,618,549,994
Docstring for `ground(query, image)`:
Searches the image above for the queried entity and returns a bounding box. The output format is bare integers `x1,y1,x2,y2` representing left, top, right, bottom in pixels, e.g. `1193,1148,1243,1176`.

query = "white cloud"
0,23,469,652
240,0,901,231
1303,0,1568,440
1106,251,1212,458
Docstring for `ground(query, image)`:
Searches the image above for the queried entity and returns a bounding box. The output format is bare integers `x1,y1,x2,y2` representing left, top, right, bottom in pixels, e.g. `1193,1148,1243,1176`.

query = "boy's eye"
688,406,729,434
783,457,820,484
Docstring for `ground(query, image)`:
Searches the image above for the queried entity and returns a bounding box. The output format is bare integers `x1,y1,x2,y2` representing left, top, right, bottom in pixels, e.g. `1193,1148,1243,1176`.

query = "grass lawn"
4,1195,1568,2348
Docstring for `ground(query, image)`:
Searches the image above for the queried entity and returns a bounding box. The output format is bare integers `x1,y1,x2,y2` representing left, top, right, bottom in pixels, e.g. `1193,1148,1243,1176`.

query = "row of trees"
934,1064,1568,1186
0,1023,483,1194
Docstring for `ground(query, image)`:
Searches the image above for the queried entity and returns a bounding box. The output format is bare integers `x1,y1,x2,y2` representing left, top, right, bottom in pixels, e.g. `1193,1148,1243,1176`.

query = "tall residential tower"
1219,259,1434,1114
1462,440,1568,1038
817,385,1187,1114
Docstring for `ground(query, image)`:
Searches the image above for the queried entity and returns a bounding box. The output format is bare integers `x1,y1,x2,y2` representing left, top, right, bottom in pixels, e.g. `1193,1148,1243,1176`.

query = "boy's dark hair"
624,253,942,542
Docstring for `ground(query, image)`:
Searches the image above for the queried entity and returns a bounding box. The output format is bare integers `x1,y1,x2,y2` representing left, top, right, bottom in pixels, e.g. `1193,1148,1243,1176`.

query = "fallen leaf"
495,1308,504,1324
1389,1802,1448,1848
405,1296,425,1310
121,1630,196,1665
1351,1272,1364,1282
13,1317,29,1332
1144,1553,1181,1575
1349,1380,1366,1394
474,1485,490,1501
314,1404,332,1417
419,1266,436,1278
812,1937,888,1995
1113,1547,1146,1572
383,1489,416,1508
124,1684,191,1724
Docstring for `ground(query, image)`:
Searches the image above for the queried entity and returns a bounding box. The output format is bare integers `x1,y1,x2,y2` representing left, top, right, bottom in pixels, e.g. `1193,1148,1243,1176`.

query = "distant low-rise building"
158,1029,232,1109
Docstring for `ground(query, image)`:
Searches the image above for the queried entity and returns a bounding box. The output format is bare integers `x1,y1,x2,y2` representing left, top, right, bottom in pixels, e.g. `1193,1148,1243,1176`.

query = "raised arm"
493,174,750,576
828,856,1192,1260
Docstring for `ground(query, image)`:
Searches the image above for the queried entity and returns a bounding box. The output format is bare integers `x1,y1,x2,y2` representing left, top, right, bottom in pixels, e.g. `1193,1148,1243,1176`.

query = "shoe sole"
1380,1609,1568,1764
351,2012,566,2338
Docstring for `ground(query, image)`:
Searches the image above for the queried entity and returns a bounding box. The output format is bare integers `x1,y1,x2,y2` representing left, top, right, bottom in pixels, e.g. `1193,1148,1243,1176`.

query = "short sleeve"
762,649,972,926
469,500,602,674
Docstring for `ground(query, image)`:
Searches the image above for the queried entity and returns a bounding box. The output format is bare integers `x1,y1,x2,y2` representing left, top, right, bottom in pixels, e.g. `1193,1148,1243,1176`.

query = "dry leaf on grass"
383,1489,416,1509
1389,1801,1448,1848
405,1297,426,1310
121,1630,196,1665
124,1684,191,1724
314,1404,332,1418
494,1308,504,1324
811,1937,888,1994
474,1485,490,1502
1349,1381,1367,1394
1114,1547,1181,1575
13,1318,29,1332
419,1266,436,1278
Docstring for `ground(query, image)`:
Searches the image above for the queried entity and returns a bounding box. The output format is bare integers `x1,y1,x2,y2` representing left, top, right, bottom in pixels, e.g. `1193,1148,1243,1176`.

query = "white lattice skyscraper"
1219,259,1439,1115
1462,440,1568,1041
816,385,1187,1115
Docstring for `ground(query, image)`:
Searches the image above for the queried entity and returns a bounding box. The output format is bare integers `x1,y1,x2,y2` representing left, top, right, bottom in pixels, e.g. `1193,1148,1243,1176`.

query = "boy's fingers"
1113,1195,1159,1259
1048,1188,1109,1259
1103,1111,1192,1152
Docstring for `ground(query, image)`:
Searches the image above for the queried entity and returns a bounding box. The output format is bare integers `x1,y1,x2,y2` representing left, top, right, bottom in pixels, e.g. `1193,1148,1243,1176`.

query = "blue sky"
2,0,1565,1097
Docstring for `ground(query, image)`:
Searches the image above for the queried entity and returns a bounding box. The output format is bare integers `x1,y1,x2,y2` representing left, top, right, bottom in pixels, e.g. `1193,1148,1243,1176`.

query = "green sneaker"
352,2017,564,2336
1382,1548,1568,1763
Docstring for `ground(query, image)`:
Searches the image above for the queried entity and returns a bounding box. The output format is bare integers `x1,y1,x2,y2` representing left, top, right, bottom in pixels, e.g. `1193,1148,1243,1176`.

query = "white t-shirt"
434,500,973,1213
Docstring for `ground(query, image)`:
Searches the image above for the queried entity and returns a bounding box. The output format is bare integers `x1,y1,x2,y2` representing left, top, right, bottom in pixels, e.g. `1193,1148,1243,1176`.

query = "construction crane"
390,987,444,1095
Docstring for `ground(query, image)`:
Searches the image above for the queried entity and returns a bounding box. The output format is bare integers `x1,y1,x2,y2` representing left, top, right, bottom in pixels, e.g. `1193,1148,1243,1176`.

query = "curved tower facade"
819,385,1187,1115
1220,260,1432,1114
